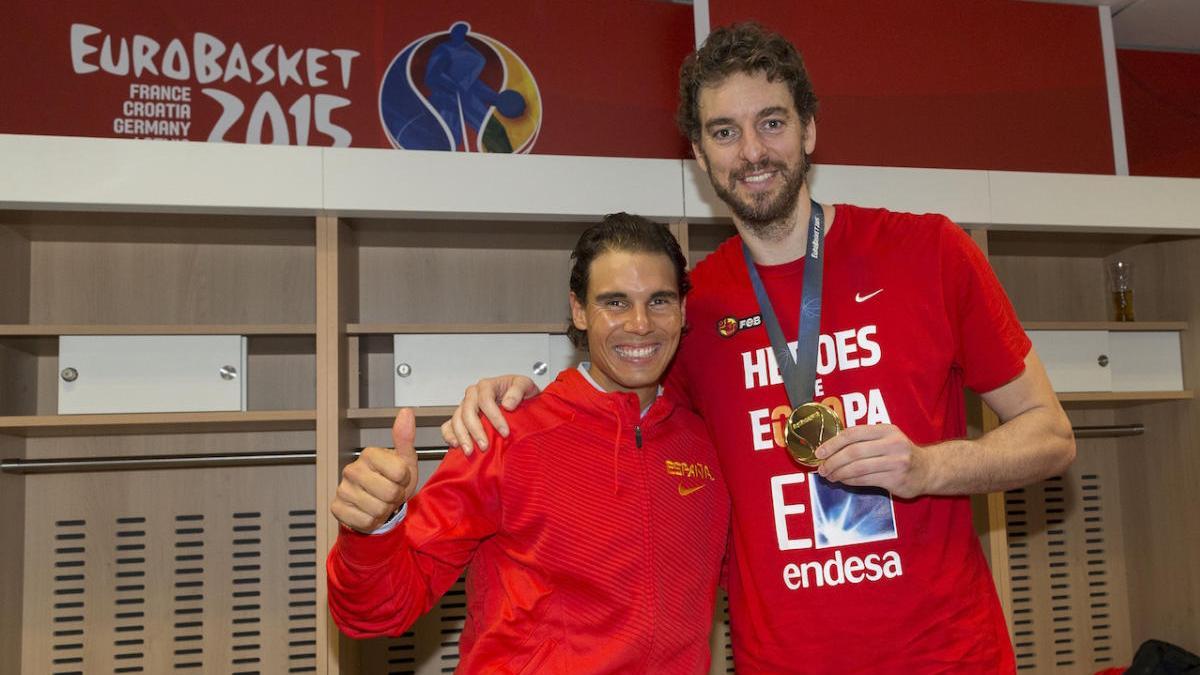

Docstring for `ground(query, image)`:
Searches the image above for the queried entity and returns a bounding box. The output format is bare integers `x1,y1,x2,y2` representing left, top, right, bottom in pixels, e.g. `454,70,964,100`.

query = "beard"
704,153,809,240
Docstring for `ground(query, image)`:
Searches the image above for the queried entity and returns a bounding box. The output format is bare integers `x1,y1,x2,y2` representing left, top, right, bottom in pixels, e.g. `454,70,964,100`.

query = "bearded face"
692,71,816,240
703,152,809,238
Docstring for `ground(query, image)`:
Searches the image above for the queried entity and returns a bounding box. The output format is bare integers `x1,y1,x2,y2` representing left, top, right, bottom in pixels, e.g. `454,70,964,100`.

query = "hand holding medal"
813,423,929,499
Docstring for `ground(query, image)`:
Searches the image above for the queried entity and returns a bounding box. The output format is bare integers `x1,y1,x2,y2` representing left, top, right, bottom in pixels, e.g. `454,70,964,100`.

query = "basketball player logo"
379,21,542,153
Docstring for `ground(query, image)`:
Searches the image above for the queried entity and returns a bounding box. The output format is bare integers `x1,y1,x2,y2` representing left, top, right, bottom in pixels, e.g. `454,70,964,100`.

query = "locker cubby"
0,210,318,425
335,216,591,428
984,229,1200,673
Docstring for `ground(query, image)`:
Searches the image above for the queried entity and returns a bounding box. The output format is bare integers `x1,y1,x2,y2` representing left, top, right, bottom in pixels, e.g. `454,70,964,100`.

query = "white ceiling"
1027,0,1200,52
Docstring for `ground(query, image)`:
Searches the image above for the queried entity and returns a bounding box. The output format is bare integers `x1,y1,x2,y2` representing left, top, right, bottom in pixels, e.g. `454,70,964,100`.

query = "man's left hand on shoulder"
814,424,929,499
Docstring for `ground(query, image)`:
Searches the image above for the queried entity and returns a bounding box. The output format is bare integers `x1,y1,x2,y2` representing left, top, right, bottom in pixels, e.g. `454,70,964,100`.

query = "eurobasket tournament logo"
379,21,541,153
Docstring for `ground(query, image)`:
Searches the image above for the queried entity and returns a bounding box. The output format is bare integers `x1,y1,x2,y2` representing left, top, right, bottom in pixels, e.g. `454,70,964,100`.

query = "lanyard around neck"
741,200,826,406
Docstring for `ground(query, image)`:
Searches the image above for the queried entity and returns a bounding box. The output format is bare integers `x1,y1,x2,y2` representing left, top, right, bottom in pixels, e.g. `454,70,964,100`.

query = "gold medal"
785,402,842,467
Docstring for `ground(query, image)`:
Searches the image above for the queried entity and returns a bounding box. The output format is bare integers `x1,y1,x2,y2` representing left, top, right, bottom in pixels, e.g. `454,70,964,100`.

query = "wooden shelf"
347,407,455,427
0,410,317,437
1058,390,1193,404
0,324,316,336
347,323,568,335
1024,321,1188,331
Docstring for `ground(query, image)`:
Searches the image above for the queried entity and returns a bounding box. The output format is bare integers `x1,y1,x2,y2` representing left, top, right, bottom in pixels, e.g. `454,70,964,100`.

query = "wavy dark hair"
676,22,820,144
567,213,690,349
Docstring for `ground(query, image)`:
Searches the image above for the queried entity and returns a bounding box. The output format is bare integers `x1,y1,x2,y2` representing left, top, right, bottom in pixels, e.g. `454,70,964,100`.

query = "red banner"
1,2,694,158
1119,49,1200,178
709,0,1115,174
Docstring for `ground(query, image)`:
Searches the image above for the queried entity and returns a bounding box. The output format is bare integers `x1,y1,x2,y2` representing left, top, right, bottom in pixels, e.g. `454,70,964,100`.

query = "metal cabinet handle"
60,367,79,382
532,361,548,376
1097,354,1109,368
219,365,239,380
396,363,412,378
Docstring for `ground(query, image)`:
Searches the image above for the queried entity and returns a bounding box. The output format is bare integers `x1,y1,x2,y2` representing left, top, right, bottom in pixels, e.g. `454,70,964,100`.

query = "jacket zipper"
635,425,642,448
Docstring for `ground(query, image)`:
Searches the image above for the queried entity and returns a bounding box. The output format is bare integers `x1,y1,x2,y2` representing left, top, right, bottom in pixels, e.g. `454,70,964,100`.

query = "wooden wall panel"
1,435,26,675
246,337,317,412
351,219,586,326
0,342,40,416
317,215,358,675
357,336,395,410
19,464,315,675
1005,409,1133,673
0,224,31,322
1115,238,1200,655
34,350,56,415
23,214,314,326
1117,399,1200,655
988,243,1107,322
0,225,33,419
24,431,316,462
686,223,737,267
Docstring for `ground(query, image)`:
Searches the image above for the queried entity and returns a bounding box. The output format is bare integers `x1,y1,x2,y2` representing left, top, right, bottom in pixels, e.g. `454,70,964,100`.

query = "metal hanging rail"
1071,423,1144,439
0,450,314,474
0,447,448,474
2,427,1145,473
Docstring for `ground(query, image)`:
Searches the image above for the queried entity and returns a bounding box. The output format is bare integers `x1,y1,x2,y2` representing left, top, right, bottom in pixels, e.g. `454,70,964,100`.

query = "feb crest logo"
379,21,542,153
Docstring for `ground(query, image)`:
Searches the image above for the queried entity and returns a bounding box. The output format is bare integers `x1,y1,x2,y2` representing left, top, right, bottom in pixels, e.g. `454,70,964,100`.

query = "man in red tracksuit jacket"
326,213,730,674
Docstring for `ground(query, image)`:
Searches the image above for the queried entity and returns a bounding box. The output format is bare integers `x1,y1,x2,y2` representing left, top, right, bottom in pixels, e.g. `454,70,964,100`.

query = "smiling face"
570,249,684,408
692,70,816,237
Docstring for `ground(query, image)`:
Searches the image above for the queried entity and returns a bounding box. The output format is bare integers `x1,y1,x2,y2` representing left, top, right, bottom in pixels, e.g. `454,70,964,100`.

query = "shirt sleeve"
369,503,408,535
940,219,1031,394
326,426,505,638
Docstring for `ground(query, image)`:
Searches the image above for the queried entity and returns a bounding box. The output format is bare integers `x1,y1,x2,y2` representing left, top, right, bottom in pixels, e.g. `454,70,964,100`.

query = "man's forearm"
920,403,1076,496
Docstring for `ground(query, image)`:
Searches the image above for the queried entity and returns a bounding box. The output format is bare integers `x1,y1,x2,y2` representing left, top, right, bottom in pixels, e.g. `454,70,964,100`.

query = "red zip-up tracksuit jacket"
327,367,730,674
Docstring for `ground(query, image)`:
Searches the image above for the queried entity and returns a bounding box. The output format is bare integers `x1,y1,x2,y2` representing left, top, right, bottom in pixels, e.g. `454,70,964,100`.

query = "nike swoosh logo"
678,483,706,497
855,289,883,303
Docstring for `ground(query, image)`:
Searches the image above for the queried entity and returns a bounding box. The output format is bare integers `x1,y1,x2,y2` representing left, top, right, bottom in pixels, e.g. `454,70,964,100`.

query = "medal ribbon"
742,200,825,407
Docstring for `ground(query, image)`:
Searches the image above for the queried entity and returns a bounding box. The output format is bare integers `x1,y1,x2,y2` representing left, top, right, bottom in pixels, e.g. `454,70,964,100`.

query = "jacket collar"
547,366,675,430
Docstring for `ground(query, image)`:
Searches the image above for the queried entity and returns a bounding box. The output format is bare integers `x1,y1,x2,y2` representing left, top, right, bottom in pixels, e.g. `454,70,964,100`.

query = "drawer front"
1108,331,1184,392
58,335,246,414
394,333,578,407
1027,330,1112,392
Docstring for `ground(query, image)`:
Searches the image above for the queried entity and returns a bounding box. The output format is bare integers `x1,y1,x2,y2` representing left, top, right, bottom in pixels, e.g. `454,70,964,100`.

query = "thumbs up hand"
332,409,421,533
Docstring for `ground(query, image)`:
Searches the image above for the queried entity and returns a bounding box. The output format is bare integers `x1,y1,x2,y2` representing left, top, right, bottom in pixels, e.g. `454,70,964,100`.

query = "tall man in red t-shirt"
442,22,1075,673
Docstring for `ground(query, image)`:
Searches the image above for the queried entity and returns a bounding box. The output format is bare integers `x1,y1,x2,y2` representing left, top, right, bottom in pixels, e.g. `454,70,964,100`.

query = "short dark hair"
676,22,820,144
567,213,690,349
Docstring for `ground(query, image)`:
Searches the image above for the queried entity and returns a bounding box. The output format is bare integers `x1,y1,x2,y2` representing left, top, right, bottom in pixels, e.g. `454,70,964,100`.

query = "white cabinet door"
1027,329,1184,393
1108,332,1184,392
394,334,581,407
548,334,585,382
1027,330,1112,392
58,335,247,414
